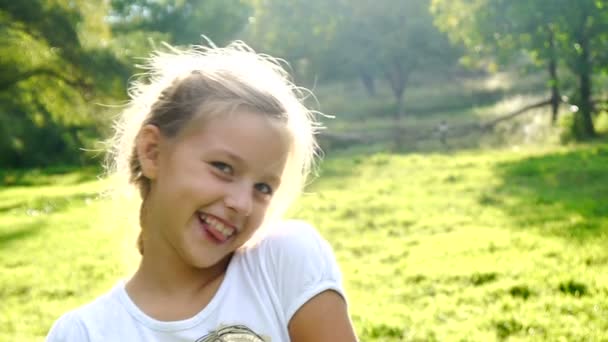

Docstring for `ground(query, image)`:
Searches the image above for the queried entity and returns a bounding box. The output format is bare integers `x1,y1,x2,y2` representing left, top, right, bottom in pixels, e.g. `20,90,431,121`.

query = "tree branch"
480,98,552,130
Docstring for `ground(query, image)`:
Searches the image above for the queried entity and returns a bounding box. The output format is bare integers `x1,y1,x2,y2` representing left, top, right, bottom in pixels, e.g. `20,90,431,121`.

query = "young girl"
46,42,357,342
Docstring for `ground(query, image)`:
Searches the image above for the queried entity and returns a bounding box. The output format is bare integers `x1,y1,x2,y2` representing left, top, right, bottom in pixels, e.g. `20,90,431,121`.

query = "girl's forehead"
182,106,291,143
176,109,291,165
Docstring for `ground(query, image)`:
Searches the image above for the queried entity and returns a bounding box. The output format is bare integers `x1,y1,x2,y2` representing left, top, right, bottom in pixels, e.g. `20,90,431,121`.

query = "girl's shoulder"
258,219,331,252
45,283,126,341
46,309,89,342
240,220,345,323
247,220,339,273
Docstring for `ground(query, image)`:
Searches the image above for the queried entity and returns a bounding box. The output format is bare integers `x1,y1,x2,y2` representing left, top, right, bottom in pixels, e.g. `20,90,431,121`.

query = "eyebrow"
219,148,245,164
213,148,282,185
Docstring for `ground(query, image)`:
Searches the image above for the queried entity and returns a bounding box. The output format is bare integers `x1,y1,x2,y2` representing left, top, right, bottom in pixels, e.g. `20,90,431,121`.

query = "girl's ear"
136,124,163,180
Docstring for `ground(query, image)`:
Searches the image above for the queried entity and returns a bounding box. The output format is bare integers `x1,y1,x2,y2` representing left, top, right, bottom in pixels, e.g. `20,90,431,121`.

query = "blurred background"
1,1,607,341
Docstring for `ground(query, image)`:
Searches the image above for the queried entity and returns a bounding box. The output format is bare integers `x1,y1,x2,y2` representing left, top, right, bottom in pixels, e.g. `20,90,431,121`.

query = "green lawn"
1,143,607,341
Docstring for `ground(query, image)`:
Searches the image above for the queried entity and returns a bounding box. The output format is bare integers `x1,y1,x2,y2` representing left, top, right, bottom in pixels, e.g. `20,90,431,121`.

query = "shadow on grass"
407,88,507,118
0,223,41,249
487,144,608,241
0,165,101,187
308,153,372,188
0,192,98,214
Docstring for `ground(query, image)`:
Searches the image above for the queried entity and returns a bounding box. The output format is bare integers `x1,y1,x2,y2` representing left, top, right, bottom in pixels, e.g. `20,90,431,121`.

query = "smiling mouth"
198,213,236,242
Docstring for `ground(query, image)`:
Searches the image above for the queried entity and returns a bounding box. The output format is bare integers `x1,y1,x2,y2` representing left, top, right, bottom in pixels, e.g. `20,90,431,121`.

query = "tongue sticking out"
199,216,229,243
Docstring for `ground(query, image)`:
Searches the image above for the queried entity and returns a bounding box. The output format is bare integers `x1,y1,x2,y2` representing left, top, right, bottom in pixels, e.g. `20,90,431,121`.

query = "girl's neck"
132,253,231,295
124,252,232,321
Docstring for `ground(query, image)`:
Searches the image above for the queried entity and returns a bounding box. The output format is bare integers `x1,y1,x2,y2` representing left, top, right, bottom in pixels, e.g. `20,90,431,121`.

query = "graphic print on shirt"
195,324,269,342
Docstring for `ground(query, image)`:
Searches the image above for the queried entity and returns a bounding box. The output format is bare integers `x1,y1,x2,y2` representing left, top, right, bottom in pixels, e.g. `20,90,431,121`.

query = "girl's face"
138,109,289,269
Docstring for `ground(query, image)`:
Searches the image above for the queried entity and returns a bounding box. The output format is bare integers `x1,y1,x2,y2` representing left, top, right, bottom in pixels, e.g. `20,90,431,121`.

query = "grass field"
1,142,607,341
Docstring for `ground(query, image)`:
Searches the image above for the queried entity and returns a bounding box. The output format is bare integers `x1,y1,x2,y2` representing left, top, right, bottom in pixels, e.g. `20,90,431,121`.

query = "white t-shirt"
46,221,344,342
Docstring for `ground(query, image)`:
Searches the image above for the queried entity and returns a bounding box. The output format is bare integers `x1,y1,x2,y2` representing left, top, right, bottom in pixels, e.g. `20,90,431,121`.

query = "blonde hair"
105,41,321,254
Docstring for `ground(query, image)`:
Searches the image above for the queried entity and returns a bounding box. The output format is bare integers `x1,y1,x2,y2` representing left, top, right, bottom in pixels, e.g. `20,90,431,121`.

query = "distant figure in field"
46,41,357,341
438,120,449,146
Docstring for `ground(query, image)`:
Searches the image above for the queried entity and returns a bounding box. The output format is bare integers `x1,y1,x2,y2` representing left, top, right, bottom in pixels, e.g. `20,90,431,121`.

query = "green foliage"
246,0,338,77
557,111,577,143
595,110,608,133
0,0,129,168
431,0,608,138
0,0,254,168
110,0,252,45
247,0,458,116
431,0,560,67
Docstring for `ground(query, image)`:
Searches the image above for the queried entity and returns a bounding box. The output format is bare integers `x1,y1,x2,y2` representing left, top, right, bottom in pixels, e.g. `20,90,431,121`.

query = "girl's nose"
224,182,253,217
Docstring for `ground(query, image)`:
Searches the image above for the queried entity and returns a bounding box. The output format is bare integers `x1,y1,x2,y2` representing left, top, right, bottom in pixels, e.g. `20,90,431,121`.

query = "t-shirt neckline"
114,253,239,332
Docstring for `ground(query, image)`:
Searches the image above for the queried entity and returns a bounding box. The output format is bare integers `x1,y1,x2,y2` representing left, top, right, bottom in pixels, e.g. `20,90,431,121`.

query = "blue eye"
211,162,233,175
255,183,273,195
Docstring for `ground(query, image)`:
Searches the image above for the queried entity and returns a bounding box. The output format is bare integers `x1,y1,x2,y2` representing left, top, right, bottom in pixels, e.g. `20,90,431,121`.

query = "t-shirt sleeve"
45,311,89,342
260,220,346,323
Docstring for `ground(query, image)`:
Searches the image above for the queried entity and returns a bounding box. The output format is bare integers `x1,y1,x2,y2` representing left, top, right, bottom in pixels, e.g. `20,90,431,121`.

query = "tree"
110,0,252,46
0,0,254,168
0,0,128,167
341,0,455,119
431,0,608,138
248,0,456,120
555,0,608,138
245,0,340,81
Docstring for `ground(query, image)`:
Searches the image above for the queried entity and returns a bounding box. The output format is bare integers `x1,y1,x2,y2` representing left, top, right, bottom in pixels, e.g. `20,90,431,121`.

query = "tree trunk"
384,60,412,149
548,30,560,124
578,67,595,138
359,71,376,97
575,29,596,138
386,63,408,120
395,88,405,120
391,87,405,149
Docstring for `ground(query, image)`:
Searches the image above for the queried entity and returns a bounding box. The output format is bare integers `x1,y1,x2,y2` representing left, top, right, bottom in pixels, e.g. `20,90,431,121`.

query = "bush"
594,110,608,134
558,111,576,144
